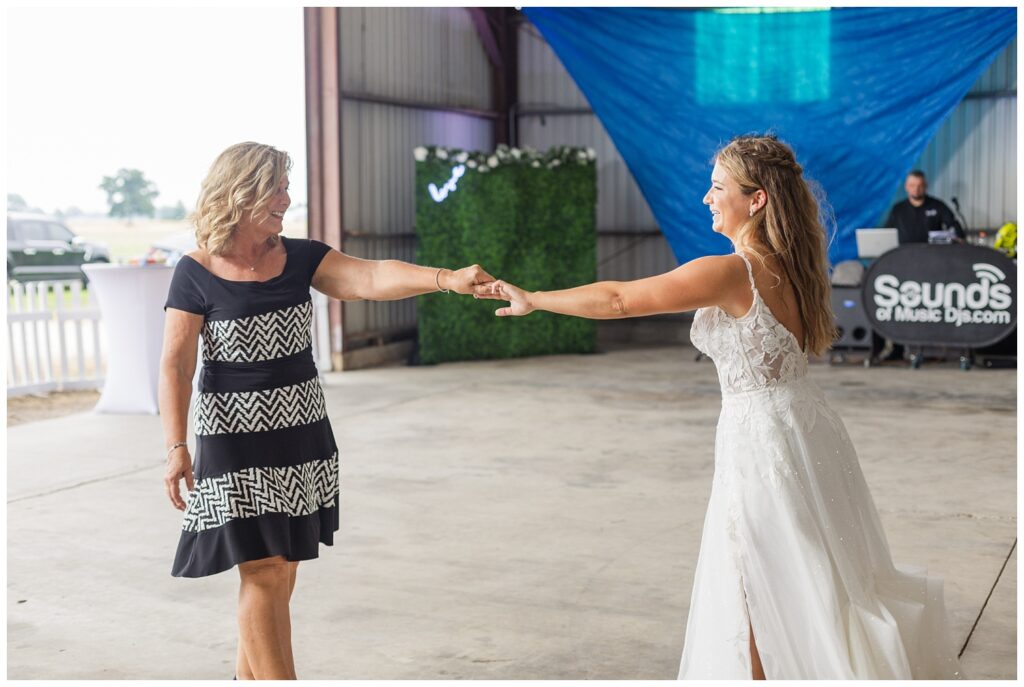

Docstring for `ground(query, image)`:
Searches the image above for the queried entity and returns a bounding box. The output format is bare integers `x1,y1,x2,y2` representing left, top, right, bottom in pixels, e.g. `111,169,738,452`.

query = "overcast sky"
8,6,307,214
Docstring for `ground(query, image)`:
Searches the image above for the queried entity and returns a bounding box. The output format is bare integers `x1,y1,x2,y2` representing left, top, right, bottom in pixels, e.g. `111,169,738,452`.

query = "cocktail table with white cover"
82,263,174,414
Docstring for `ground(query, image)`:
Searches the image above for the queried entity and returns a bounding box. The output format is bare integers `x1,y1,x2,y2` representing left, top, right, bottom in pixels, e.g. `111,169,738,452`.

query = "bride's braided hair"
715,134,837,355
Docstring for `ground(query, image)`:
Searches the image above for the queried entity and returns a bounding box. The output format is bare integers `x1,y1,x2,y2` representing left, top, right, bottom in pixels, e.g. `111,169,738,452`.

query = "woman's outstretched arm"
313,249,495,300
475,254,750,319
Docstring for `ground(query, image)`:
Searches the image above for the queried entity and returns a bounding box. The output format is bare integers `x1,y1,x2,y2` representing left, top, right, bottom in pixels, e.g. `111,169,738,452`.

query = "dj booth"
832,241,1017,369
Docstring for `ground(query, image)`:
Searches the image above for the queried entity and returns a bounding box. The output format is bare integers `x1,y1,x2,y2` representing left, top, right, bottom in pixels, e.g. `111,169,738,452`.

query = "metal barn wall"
340,7,493,107
885,37,1017,233
337,8,495,347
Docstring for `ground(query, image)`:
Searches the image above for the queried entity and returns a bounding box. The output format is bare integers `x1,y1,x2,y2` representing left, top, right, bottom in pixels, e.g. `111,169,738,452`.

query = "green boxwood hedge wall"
416,144,597,364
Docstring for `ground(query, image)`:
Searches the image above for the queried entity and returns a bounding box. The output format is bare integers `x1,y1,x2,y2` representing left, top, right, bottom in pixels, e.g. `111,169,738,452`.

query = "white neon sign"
428,165,466,203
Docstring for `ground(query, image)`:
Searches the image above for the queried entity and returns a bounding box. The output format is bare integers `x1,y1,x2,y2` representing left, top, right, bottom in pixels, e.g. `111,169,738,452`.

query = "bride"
475,134,962,679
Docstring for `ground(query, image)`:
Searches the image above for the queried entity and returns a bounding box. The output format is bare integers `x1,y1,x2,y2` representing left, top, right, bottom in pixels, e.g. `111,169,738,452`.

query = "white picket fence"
7,281,333,397
7,280,104,396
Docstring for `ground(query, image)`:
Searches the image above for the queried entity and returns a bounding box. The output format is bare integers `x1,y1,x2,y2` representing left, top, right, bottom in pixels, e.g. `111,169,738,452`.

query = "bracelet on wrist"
166,441,188,460
435,268,450,294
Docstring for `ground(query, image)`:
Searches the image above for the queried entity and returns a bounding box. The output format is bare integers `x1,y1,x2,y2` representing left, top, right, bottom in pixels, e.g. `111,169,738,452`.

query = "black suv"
6,212,111,283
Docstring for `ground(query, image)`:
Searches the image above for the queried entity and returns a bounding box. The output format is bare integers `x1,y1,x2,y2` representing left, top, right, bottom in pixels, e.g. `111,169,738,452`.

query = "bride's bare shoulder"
689,252,750,274
674,253,755,314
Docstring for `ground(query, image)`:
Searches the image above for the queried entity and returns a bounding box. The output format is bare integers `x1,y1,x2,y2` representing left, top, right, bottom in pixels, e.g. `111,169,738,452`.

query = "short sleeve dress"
164,237,339,578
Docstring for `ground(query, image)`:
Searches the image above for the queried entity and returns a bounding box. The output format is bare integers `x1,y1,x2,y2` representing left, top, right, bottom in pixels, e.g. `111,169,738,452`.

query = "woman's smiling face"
703,161,753,237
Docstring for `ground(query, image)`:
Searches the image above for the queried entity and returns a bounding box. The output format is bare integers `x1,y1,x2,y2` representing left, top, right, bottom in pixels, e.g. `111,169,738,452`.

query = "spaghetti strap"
734,252,758,296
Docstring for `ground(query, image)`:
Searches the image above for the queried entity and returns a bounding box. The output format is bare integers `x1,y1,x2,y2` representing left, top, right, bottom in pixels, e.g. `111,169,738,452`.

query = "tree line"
8,169,184,220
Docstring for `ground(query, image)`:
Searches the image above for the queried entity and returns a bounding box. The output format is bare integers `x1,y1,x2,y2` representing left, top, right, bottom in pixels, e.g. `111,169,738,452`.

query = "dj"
876,170,965,362
885,170,965,244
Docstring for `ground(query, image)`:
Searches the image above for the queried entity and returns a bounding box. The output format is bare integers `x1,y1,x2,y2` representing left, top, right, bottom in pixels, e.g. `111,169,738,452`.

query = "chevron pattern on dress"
181,453,338,533
195,377,327,435
202,299,312,362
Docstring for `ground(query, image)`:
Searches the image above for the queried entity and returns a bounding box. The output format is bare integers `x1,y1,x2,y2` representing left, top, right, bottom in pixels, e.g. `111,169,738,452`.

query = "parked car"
6,212,111,283
144,230,197,266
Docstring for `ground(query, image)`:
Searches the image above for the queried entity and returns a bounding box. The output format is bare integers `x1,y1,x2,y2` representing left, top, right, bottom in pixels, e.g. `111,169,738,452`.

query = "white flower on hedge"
436,148,449,160
487,155,499,167
466,159,478,168
511,148,522,159
413,146,428,162
455,151,468,163
478,164,490,173
576,150,587,161
531,160,541,168
586,147,596,160
550,159,561,167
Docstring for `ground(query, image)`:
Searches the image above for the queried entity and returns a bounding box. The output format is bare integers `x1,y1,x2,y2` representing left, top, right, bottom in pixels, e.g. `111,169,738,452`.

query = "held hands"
441,264,497,295
437,262,534,316
474,279,535,317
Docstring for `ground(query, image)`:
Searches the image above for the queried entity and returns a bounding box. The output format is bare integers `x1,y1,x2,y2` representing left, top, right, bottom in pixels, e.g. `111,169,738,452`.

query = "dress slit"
735,512,766,679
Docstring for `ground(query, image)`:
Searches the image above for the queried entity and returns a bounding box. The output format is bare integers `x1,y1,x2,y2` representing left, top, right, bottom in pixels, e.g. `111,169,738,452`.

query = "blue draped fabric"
524,7,1016,264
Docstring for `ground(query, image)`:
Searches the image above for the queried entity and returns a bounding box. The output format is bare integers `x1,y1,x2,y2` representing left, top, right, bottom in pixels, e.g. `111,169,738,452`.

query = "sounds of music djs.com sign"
862,244,1017,347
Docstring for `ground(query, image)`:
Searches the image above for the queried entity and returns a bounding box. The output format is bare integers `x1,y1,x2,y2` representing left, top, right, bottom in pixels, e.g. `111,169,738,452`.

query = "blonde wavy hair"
191,142,292,256
714,134,836,355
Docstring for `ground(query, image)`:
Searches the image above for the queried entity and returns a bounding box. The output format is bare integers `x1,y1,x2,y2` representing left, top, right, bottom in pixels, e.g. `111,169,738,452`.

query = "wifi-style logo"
973,263,1007,284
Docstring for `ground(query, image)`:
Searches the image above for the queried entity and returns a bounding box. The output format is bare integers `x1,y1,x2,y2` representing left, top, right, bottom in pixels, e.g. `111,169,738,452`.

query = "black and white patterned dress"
164,237,338,578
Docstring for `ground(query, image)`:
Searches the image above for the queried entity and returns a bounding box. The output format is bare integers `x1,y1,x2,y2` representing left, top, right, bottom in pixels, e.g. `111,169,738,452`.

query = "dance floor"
7,345,1015,679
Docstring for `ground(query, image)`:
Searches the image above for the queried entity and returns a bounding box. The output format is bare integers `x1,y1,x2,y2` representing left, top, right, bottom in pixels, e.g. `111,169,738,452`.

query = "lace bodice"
690,252,808,395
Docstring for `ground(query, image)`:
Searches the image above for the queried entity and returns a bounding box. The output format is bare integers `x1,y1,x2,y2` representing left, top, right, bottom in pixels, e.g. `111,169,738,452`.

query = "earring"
749,207,755,217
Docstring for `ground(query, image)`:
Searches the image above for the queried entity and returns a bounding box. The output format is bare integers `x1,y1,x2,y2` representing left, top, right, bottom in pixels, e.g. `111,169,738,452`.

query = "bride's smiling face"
703,161,754,237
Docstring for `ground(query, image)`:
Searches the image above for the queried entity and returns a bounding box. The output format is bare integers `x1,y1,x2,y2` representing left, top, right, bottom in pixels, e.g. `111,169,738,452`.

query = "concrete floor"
6,345,1016,679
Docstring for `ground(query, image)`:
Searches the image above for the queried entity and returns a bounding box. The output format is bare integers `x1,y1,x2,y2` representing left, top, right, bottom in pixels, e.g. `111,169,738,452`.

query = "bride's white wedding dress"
679,252,962,679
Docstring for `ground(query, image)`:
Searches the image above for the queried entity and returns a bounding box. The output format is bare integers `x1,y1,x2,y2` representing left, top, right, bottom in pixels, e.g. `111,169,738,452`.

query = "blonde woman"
160,142,493,679
477,135,961,679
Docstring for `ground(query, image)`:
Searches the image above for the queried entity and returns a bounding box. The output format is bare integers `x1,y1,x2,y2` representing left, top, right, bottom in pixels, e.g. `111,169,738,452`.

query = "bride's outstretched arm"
474,254,749,319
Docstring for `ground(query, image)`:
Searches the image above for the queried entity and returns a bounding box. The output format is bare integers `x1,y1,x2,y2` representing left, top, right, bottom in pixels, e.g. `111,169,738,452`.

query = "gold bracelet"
166,441,187,461
435,268,450,294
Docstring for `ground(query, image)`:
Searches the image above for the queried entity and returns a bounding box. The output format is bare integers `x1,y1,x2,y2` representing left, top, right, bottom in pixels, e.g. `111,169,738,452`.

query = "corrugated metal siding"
517,21,590,108
336,8,496,342
885,39,1017,230
597,233,679,282
969,37,1016,94
517,23,673,280
340,7,492,110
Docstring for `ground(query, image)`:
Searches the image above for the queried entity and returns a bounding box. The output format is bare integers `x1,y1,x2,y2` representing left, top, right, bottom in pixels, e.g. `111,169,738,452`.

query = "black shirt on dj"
884,195,964,244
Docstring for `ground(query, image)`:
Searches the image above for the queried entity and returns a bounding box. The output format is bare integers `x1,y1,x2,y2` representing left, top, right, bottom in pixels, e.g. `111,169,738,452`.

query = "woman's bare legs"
235,556,298,679
750,620,765,680
278,563,298,677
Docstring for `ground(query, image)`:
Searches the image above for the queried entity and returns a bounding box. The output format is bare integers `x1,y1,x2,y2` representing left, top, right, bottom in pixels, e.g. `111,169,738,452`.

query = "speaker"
831,286,873,350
